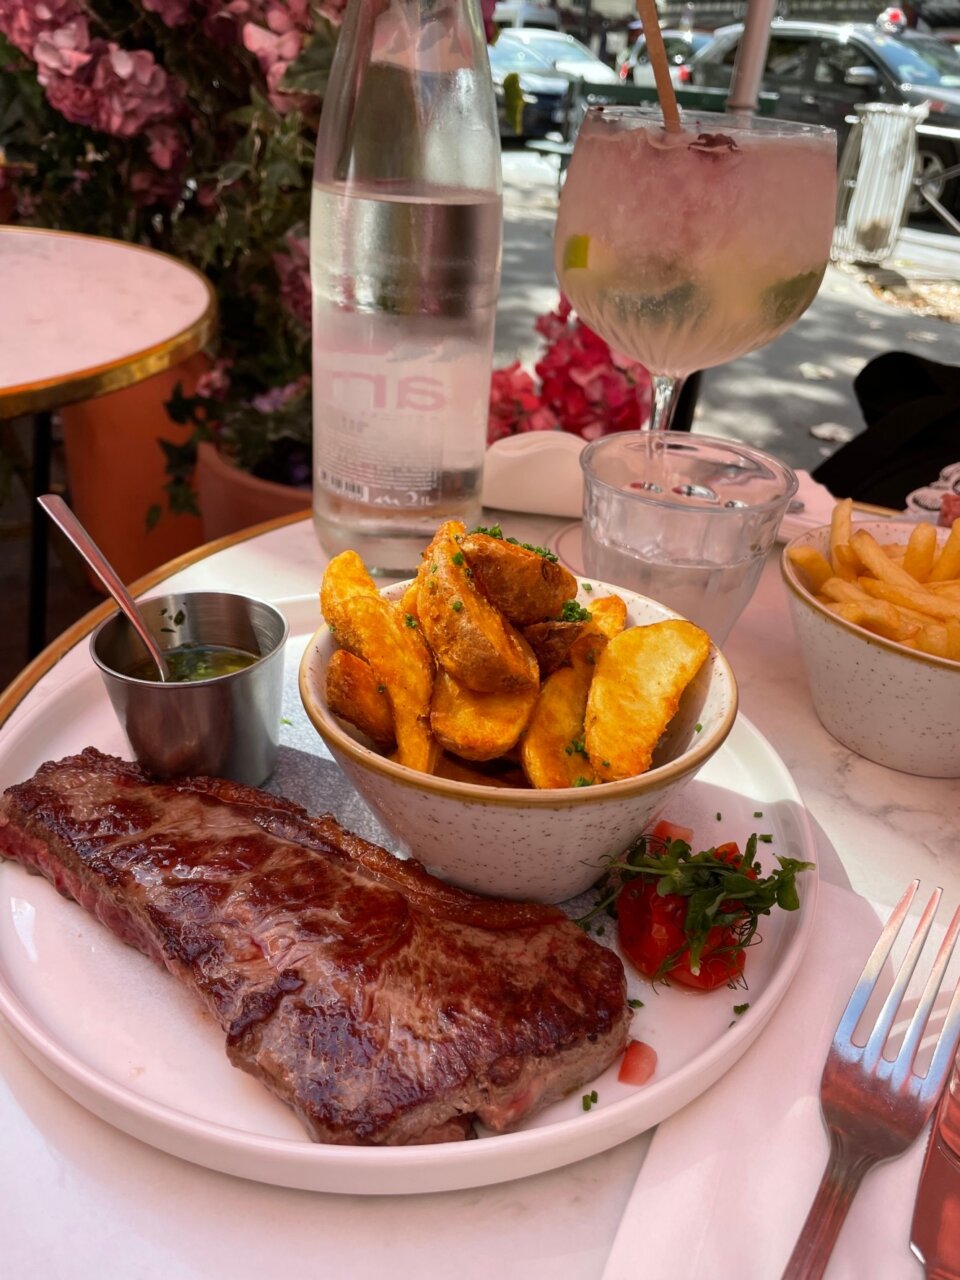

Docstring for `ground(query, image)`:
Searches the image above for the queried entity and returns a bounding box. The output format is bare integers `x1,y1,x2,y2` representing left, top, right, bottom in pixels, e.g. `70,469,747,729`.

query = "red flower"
490,297,650,444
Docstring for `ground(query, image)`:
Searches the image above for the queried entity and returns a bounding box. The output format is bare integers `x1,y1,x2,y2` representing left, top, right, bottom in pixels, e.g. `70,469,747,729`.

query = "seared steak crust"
0,749,630,1145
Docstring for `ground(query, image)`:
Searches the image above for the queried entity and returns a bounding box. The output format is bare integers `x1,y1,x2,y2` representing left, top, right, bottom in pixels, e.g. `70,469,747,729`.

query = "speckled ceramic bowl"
782,519,958,777
298,579,738,904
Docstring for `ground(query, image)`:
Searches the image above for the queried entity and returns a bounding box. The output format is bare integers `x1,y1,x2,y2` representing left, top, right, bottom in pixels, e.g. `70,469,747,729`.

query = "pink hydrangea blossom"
40,38,180,138
142,0,193,26
0,0,83,57
488,362,558,444
146,122,183,171
195,358,234,400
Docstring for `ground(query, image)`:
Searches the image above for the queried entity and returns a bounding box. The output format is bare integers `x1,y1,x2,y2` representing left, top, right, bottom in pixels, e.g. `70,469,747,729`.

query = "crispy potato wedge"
520,664,597,790
522,593,626,676
434,754,528,789
396,581,420,623
320,551,438,773
430,669,537,762
522,620,590,677
459,532,578,626
585,621,710,781
416,521,539,694
585,594,628,638
325,649,395,748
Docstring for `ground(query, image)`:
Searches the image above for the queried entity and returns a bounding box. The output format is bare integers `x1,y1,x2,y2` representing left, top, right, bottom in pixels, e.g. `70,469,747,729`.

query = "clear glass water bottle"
310,0,503,574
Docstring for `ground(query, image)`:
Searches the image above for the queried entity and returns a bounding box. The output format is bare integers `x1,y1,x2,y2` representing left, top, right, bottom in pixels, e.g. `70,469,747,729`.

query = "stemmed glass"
554,105,837,432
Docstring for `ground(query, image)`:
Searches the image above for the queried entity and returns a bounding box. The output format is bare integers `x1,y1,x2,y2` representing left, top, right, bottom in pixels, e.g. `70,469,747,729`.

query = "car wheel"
911,138,960,219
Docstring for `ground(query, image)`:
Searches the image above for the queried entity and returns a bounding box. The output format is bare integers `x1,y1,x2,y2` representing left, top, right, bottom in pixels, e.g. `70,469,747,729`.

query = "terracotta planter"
195,440,311,541
60,353,208,586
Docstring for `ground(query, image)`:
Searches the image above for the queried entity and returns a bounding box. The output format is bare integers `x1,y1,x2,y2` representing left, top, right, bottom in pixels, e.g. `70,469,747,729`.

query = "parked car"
488,31,569,138
497,28,620,84
687,19,960,215
618,28,713,87
493,1,560,31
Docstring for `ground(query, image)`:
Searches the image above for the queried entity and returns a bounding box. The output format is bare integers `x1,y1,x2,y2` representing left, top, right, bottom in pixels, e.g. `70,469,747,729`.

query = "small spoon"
38,494,171,682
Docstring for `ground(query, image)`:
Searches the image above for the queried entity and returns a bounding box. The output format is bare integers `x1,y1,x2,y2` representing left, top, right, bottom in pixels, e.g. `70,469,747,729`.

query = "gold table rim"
0,225,218,418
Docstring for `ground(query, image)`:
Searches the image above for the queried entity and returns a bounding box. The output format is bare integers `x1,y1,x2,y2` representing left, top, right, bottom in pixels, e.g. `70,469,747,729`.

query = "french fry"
850,529,922,592
325,649,395,748
946,619,960,661
915,622,950,658
829,498,853,574
859,575,960,621
832,599,919,643
430,670,537,762
787,545,834,595
928,521,960,583
903,522,937,583
820,576,869,604
832,543,860,583
584,621,709,781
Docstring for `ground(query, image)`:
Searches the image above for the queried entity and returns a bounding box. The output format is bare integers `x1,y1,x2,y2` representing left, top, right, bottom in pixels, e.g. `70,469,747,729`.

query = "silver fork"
782,880,960,1280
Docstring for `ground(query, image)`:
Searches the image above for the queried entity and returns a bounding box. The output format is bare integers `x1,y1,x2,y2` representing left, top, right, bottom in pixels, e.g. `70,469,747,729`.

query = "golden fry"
459,531,578,626
584,593,628,638
520,664,596,790
430,670,537,762
833,600,918,643
787,546,834,595
584,621,709,781
820,576,869,605
859,575,960,621
830,498,853,574
903,523,937,583
928,521,960,583
325,649,395,748
850,529,921,592
416,522,539,694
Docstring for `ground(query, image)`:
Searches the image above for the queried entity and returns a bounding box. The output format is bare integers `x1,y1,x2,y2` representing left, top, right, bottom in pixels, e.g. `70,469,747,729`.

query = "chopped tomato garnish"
618,1039,657,1085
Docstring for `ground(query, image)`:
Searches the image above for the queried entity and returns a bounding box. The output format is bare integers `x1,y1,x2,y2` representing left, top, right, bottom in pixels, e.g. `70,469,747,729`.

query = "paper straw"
634,0,682,133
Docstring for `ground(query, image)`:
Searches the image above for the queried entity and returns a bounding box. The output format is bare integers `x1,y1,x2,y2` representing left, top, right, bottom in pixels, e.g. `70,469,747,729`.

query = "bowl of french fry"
299,521,738,903
782,500,960,777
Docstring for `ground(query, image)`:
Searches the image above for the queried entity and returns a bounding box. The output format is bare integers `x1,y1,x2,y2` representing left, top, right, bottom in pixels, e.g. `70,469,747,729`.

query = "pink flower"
252,375,309,413
40,38,180,138
146,123,183,171
142,0,193,26
273,233,311,327
491,298,651,444
32,17,92,77
0,0,82,56
195,359,234,400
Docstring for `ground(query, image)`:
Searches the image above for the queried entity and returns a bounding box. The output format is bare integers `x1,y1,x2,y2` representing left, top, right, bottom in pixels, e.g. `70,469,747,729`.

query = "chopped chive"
628,998,644,1009
451,600,463,613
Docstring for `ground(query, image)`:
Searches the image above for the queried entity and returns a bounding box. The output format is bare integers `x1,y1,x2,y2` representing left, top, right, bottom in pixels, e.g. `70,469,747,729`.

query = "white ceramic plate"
0,597,818,1196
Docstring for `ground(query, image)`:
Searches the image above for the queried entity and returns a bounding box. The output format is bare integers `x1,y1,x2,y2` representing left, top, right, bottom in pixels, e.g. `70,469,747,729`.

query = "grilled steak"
0,749,630,1145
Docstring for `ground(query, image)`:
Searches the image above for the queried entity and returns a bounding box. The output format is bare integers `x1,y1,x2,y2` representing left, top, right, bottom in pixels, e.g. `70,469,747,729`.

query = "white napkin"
482,432,586,518
602,881,934,1280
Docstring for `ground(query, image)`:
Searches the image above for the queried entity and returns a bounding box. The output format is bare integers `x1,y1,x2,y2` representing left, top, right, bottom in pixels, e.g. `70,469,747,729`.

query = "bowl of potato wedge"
782,503,960,777
298,521,738,903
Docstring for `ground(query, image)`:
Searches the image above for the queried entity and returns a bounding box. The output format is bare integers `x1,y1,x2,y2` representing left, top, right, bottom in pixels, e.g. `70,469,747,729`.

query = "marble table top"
0,225,215,416
1,511,957,1279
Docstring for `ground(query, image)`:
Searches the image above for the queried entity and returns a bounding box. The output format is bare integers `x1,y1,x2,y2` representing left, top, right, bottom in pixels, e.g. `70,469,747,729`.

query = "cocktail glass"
555,105,837,432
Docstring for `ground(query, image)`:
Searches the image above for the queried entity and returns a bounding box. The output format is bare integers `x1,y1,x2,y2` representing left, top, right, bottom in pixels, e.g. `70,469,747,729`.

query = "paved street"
495,144,960,474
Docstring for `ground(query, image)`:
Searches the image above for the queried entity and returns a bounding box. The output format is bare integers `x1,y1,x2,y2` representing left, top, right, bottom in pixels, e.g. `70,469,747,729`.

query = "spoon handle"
38,494,171,682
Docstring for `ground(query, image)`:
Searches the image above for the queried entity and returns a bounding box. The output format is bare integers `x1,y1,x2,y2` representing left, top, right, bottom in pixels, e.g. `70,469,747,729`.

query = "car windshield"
489,37,555,71
871,32,960,87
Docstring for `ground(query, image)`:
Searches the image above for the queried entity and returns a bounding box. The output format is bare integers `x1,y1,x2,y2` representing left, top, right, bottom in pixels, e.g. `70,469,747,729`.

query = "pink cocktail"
555,106,836,431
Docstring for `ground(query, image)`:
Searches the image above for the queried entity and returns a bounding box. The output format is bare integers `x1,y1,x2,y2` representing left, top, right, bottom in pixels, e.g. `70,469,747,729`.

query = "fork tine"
834,879,919,1050
861,886,942,1074
890,901,960,1093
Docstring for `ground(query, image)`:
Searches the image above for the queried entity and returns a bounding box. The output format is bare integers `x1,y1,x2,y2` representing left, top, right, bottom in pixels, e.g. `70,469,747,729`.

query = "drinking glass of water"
580,432,798,645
